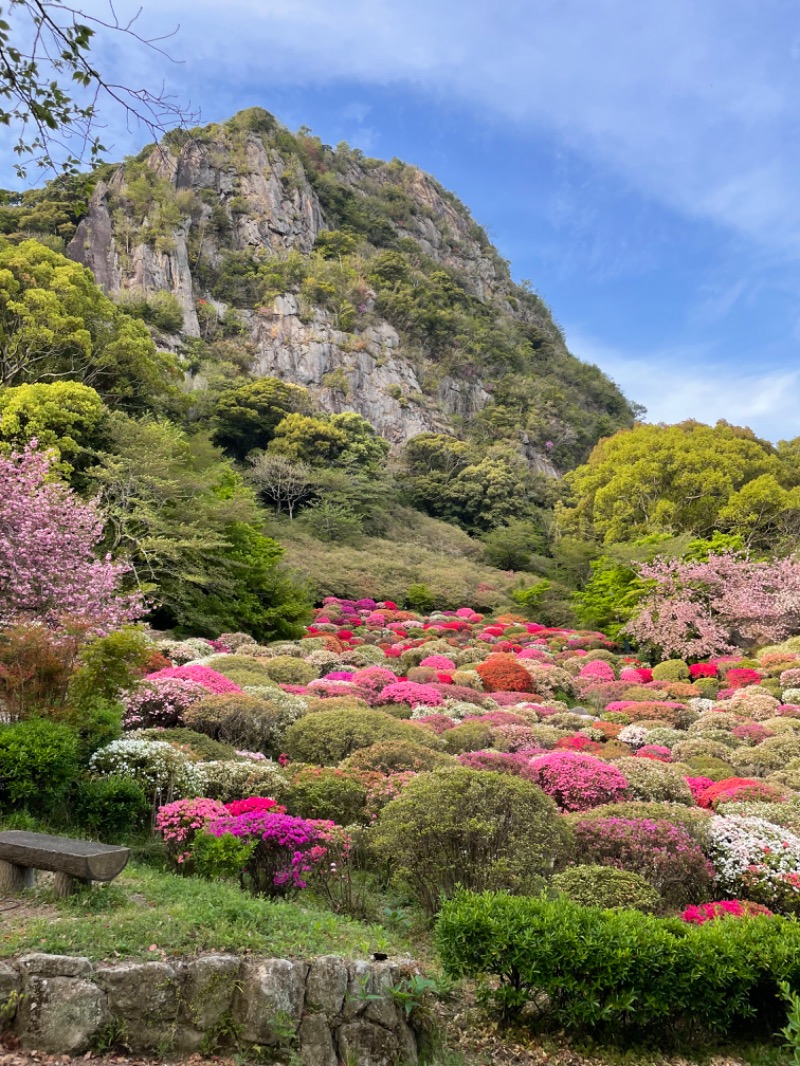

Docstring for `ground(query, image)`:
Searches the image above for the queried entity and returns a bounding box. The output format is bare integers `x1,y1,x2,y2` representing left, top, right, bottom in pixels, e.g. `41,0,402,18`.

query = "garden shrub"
89,737,206,802
283,765,369,824
651,660,690,682
0,718,78,812
672,739,735,763
615,758,694,805
436,891,798,1037
572,816,714,907
527,752,629,812
283,709,441,764
190,829,255,881
699,777,786,809
731,734,800,776
71,775,151,840
552,865,662,913
145,665,242,694
684,755,736,781
442,721,495,754
201,654,281,688
476,655,536,694
708,815,800,914
58,695,124,762
260,655,319,685
122,677,207,729
155,796,229,867
137,727,238,761
374,767,572,913
201,759,287,803
572,801,713,846
183,693,288,753
340,740,453,773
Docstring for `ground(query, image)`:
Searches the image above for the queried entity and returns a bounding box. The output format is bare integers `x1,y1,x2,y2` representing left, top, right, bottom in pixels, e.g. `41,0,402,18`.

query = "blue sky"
6,0,800,441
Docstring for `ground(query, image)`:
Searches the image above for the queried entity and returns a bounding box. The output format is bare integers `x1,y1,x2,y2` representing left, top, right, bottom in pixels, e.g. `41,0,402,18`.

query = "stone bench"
0,831,129,898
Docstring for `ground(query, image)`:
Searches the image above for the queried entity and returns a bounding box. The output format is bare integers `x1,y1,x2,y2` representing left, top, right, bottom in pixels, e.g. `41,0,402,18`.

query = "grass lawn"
0,861,412,961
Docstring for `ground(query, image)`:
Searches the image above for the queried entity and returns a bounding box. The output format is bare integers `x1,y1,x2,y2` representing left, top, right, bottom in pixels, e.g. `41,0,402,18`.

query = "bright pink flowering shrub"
156,797,228,865
379,681,444,707
527,752,629,812
224,797,285,817
725,668,763,689
681,900,774,924
457,750,541,777
578,660,616,682
731,722,773,745
686,777,715,803
420,655,456,670
573,816,715,906
690,663,718,679
145,665,242,694
207,811,344,895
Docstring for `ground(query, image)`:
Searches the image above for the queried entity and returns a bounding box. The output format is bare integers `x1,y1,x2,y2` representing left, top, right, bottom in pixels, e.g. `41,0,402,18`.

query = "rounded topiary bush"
282,709,442,765
373,767,573,913
651,660,690,682
72,776,151,840
0,719,78,813
260,655,319,686
183,693,291,753
204,654,283,688
340,740,453,773
283,765,369,824
616,758,694,805
137,727,238,761
552,864,662,913
527,752,629,812
441,721,495,754
475,655,536,694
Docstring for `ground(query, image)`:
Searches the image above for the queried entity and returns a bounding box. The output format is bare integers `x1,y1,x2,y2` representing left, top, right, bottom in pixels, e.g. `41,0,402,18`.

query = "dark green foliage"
0,719,78,812
551,865,662,913
284,766,369,824
69,627,153,704
341,740,454,773
71,776,151,840
59,697,123,763
436,891,800,1040
283,710,442,765
212,378,314,460
191,829,255,880
373,768,573,914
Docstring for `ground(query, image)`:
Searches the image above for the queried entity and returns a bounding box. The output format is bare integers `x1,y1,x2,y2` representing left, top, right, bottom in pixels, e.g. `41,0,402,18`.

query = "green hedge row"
435,891,800,1038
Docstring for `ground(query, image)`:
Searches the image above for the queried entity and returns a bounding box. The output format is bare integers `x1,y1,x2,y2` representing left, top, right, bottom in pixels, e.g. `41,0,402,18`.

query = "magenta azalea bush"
155,797,228,865
527,752,629,811
145,665,242,694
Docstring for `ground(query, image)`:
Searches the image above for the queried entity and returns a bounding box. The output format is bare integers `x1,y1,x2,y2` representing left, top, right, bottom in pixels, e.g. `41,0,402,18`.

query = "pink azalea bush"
681,900,773,924
145,665,242,694
156,797,228,865
379,681,445,707
527,752,629,812
122,677,206,729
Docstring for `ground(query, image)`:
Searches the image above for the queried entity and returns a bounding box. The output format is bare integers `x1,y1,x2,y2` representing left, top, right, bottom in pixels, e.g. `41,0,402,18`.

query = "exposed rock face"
6,952,422,1064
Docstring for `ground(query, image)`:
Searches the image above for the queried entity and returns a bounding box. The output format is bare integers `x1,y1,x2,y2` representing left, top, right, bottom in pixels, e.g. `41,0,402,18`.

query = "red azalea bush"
681,900,774,923
225,796,286,817
636,745,673,762
475,655,536,694
686,776,715,803
699,777,787,809
725,668,763,688
578,660,616,682
690,663,719,679
573,816,715,906
527,752,629,812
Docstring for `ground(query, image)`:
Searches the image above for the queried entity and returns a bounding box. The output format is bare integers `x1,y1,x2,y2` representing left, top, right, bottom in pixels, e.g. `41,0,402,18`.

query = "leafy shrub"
183,692,297,754
616,758,694,805
708,815,800,915
527,752,629,812
283,765,369,824
122,677,206,729
71,776,151,839
731,735,800,776
260,655,319,685
137,727,237,761
682,900,774,923
441,721,494,754
699,777,786,809
155,797,228,866
283,709,441,764
0,718,78,812
340,740,452,773
684,755,736,781
572,816,714,907
373,767,572,913
651,661,690,682
552,865,661,913
190,829,255,881
436,890,800,1037
571,801,713,846
201,759,287,803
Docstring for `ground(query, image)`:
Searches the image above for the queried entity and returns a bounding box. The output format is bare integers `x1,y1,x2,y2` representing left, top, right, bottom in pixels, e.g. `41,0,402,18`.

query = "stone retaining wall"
0,953,422,1065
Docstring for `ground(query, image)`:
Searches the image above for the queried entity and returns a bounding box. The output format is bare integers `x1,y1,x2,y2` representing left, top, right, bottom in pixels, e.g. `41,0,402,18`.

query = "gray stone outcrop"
0,952,421,1064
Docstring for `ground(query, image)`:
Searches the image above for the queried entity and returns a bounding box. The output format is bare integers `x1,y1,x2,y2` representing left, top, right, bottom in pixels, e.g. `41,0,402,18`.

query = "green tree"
482,519,544,570
559,420,785,546
0,380,106,469
0,239,178,408
211,377,313,460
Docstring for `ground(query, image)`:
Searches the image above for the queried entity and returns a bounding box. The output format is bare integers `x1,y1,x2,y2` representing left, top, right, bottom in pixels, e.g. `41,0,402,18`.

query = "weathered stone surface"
297,1013,337,1066
236,958,309,1045
17,954,92,978
16,976,108,1054
338,1018,418,1066
304,955,348,1020
97,962,179,1050
176,954,241,1052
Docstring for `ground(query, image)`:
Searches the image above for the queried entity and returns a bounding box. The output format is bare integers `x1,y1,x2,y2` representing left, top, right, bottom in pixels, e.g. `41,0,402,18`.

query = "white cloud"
567,326,800,442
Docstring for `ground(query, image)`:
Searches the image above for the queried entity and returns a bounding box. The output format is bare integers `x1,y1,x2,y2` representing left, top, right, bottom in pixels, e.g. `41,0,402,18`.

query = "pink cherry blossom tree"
0,443,141,631
625,552,800,658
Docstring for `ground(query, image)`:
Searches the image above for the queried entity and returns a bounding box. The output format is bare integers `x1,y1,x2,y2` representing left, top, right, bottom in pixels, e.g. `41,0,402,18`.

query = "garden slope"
51,108,634,468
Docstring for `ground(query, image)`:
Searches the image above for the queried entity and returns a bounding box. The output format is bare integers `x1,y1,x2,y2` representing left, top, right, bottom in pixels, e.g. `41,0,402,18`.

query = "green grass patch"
0,862,411,961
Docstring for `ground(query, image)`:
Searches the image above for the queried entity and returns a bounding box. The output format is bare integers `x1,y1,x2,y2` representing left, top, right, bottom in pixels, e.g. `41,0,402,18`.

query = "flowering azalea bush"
155,797,227,865
144,665,242,694
707,815,800,914
681,900,774,924
527,752,629,812
90,738,206,801
122,677,207,729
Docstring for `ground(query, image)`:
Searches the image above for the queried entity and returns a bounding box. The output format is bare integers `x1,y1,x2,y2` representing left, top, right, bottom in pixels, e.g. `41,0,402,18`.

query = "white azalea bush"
707,814,800,914
90,738,206,801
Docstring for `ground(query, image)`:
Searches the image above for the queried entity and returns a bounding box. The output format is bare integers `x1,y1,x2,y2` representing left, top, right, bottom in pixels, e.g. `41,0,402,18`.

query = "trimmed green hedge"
436,891,800,1038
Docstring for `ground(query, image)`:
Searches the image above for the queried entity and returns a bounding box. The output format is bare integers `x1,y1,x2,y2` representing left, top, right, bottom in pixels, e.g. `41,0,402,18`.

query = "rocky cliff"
58,107,634,469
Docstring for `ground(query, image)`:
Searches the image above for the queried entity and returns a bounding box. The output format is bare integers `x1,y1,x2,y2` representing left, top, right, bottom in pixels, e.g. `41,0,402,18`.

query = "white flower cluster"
158,637,216,664
201,759,287,803
708,815,800,899
90,738,206,798
618,724,649,748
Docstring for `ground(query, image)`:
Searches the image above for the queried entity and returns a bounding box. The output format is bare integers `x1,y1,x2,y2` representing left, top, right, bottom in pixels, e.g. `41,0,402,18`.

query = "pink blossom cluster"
527,752,629,812
122,677,206,729
681,900,774,924
379,681,445,707
145,665,242,694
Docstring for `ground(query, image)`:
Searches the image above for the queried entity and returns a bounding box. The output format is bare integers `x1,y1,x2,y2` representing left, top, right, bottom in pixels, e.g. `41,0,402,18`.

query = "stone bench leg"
53,872,91,898
0,859,35,893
